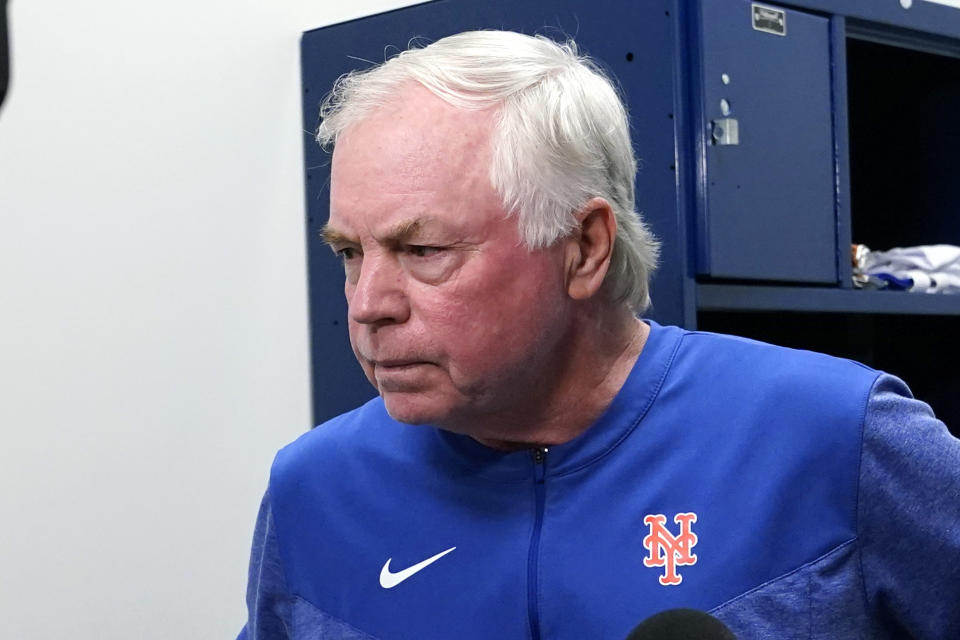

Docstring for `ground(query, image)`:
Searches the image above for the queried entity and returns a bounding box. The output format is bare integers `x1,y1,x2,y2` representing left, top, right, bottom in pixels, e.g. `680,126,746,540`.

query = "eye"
335,246,360,260
407,245,443,258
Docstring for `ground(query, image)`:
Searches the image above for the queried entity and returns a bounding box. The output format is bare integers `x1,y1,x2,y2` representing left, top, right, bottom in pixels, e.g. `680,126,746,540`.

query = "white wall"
0,1,422,637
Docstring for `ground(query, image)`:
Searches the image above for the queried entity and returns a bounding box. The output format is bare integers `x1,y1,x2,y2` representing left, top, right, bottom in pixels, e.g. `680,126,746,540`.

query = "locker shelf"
697,283,960,315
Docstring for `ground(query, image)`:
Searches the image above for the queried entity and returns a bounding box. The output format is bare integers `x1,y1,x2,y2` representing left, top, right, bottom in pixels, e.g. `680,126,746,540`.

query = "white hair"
317,30,660,312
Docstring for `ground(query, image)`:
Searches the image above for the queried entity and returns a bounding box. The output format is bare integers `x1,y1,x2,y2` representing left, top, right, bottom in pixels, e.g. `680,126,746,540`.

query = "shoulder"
273,397,391,471
267,397,415,500
649,327,883,480
857,374,960,635
673,328,881,402
677,327,874,371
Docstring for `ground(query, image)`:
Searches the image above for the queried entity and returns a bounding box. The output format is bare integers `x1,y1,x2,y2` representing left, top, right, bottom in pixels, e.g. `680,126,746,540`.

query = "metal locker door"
695,0,837,283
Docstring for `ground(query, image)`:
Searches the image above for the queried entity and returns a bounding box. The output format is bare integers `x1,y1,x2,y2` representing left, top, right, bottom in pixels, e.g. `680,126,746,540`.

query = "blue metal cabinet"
695,0,836,283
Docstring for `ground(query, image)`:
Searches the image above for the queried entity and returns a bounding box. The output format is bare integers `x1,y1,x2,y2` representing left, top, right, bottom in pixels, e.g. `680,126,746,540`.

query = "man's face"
326,85,574,431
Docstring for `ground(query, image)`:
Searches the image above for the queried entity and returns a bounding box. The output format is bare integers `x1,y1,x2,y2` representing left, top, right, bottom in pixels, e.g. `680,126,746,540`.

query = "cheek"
346,322,372,371
426,265,567,366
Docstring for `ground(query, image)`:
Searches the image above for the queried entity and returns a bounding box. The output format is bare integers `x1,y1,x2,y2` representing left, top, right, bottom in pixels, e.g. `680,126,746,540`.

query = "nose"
348,252,410,326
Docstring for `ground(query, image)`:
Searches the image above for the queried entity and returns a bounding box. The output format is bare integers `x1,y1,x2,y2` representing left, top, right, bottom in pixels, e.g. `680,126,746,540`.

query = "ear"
564,197,617,301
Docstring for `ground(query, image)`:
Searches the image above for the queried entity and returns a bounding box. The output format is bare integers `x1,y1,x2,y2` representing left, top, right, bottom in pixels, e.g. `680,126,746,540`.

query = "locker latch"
711,118,739,145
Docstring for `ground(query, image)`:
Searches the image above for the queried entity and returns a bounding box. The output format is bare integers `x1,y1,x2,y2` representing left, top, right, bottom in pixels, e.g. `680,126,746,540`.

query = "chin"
381,393,450,426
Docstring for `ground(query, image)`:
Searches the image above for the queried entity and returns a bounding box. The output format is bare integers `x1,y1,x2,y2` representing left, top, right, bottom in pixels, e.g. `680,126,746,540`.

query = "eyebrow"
321,217,428,247
320,225,352,246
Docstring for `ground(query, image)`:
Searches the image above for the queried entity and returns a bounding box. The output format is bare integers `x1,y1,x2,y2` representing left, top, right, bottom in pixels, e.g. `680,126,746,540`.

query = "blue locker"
695,1,836,283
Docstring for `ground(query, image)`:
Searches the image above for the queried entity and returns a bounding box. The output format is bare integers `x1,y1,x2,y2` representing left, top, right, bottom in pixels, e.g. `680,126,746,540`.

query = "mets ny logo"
642,512,698,586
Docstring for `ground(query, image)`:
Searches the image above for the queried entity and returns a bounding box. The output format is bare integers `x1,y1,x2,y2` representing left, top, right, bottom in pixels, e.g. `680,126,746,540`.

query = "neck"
470,309,649,451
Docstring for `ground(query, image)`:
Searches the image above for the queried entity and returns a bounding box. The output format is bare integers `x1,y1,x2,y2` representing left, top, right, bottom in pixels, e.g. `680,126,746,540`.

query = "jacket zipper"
527,447,548,640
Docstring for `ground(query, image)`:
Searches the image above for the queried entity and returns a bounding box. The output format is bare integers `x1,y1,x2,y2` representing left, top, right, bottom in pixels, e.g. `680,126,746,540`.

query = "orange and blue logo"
642,513,698,586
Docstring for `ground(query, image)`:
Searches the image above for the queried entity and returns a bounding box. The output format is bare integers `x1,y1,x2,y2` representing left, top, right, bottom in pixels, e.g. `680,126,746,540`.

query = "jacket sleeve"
858,374,960,639
238,490,293,640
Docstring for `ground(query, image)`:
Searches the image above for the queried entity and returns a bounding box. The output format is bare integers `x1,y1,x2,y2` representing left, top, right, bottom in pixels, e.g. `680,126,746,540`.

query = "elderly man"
239,31,960,639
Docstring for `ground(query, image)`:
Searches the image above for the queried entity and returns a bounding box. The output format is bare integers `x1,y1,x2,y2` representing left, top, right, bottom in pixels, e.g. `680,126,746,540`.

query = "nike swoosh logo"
379,546,456,589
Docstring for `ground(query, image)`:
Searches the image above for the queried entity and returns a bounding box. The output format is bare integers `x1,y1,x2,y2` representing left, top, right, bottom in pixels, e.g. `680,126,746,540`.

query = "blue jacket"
240,322,960,639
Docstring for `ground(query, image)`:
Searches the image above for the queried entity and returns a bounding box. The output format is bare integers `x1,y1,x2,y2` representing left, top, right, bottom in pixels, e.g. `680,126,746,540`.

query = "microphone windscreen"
624,608,737,640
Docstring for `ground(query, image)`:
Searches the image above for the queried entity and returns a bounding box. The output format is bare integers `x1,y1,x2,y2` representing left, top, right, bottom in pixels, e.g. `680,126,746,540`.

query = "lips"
375,360,425,368
371,359,433,392
359,350,434,368
354,345,435,372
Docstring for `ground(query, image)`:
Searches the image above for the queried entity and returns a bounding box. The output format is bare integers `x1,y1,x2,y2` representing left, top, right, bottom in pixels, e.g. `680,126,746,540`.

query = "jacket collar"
431,321,684,482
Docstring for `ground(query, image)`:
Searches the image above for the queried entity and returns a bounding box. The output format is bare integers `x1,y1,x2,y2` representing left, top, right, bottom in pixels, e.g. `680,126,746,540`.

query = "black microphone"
625,608,737,640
